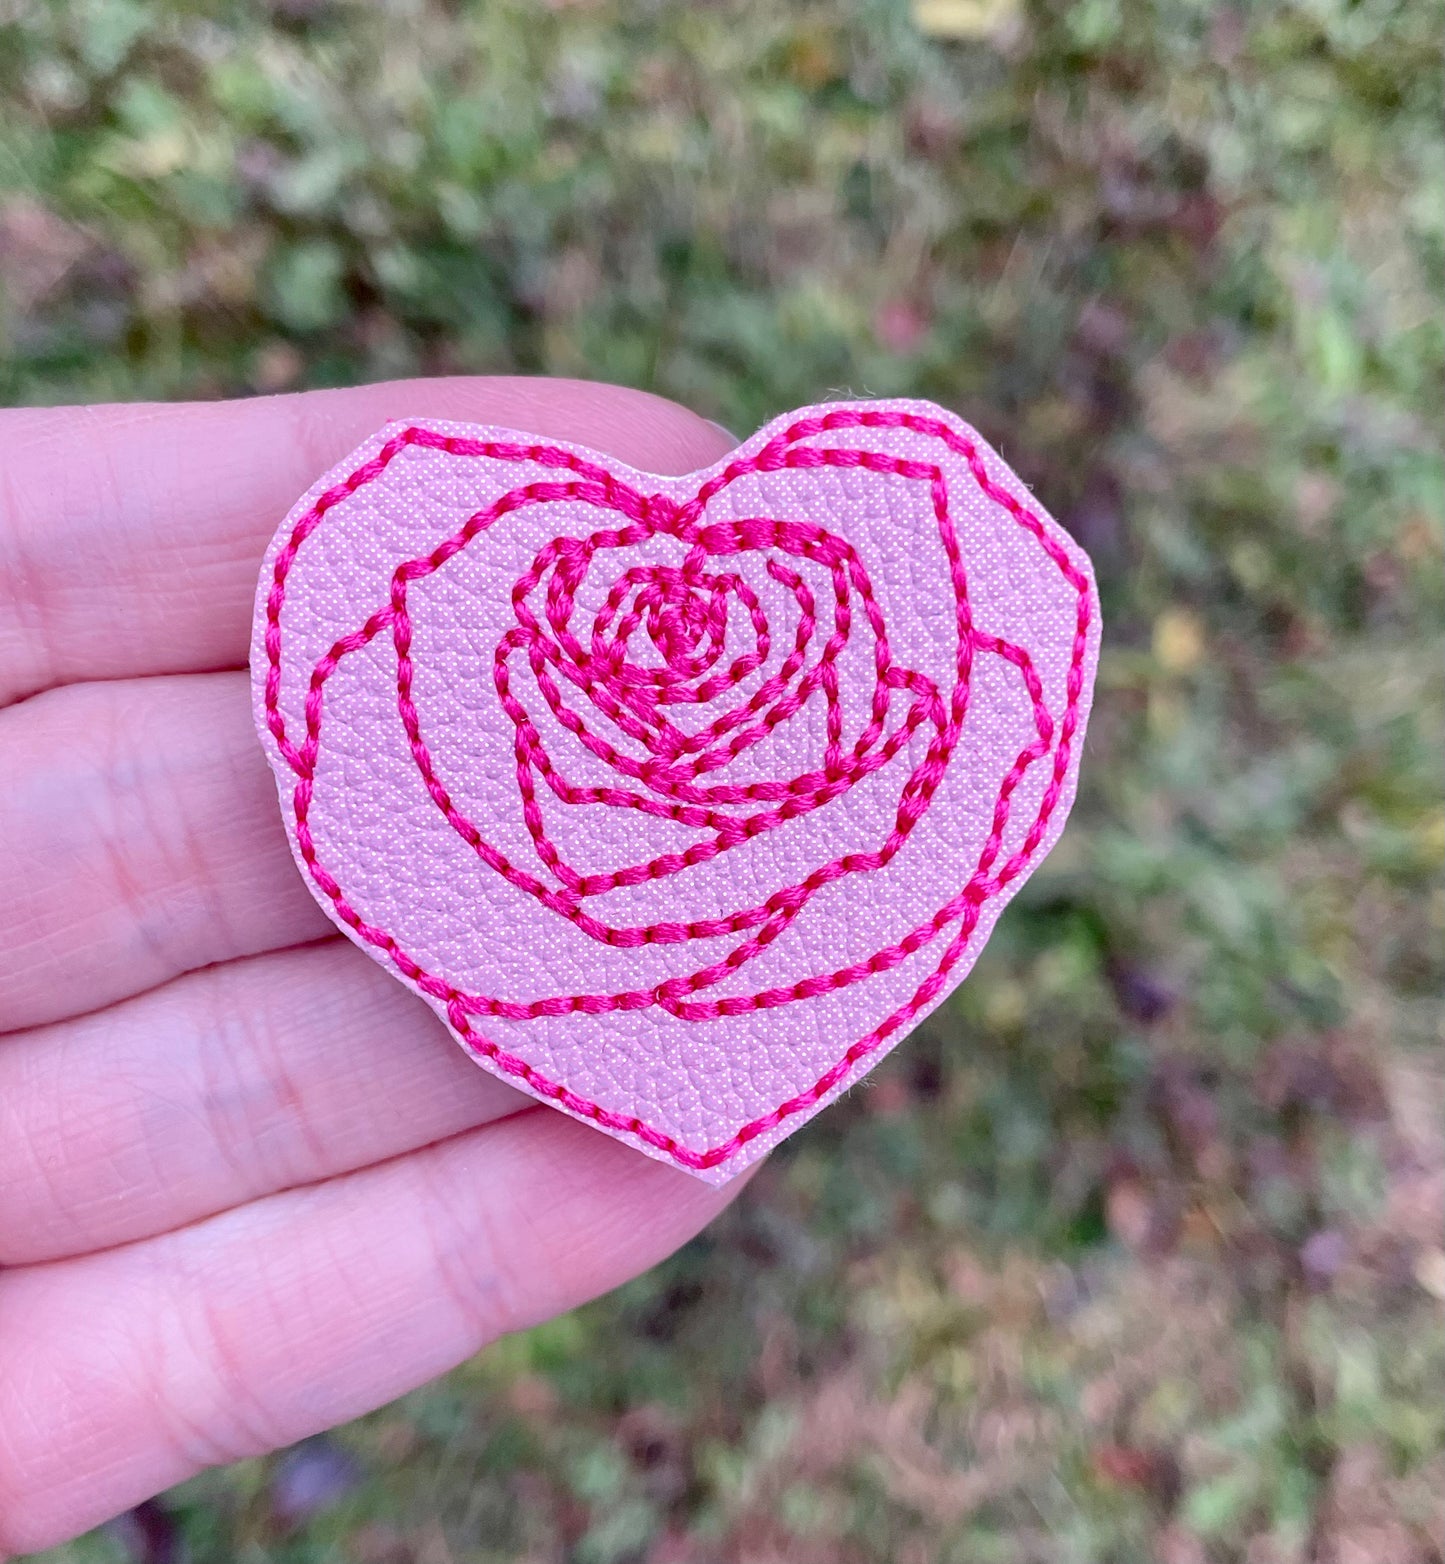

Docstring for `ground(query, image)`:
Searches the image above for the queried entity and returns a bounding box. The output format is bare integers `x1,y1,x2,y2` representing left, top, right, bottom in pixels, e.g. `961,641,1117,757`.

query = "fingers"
0,1113,741,1556
0,671,329,1030
0,940,537,1265
0,378,736,706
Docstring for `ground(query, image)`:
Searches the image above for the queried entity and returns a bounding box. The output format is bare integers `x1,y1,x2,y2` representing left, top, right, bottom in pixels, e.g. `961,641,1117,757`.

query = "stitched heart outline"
253,401,1099,1182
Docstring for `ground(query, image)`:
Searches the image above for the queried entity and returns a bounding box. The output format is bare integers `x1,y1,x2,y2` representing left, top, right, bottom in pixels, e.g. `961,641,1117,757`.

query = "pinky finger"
0,1112,744,1556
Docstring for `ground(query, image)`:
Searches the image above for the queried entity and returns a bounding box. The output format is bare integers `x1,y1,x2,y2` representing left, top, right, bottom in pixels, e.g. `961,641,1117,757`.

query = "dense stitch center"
528,532,801,764
623,565,732,677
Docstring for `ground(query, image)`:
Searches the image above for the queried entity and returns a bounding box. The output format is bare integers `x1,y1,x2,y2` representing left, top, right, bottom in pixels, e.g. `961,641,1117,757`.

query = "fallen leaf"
912,0,1020,42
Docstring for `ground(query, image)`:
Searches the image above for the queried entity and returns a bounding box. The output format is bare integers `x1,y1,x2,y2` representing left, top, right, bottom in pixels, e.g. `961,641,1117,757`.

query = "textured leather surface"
250,399,1100,1183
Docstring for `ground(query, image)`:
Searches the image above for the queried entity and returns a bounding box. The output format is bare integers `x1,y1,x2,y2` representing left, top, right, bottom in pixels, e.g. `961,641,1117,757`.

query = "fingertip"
476,1108,748,1333
420,376,740,476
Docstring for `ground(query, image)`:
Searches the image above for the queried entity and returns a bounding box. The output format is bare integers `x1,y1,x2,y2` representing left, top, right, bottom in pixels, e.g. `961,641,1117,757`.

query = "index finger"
0,378,731,706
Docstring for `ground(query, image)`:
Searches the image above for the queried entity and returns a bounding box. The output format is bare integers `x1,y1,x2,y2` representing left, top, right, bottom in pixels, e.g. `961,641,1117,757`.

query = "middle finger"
0,670,329,1031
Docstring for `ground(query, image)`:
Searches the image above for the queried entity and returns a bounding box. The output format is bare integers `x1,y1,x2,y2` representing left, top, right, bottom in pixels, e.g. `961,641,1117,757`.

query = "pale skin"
0,379,748,1555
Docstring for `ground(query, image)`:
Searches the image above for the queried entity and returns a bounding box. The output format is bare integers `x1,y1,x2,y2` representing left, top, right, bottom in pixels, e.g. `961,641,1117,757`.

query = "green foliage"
4,0,1441,1558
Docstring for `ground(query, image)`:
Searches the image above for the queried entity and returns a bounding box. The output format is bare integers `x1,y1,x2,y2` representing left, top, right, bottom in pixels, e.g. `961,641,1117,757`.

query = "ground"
2,0,1442,1559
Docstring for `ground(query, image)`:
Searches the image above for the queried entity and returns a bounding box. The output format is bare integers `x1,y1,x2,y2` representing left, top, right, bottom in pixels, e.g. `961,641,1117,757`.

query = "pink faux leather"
250,400,1100,1183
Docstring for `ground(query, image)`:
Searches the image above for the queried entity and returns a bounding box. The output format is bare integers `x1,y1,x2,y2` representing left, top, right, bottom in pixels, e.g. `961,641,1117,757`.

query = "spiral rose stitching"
264,408,1091,1170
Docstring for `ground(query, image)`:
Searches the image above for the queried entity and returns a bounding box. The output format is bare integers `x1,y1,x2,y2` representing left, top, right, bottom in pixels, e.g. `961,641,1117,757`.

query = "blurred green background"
3,0,1442,1559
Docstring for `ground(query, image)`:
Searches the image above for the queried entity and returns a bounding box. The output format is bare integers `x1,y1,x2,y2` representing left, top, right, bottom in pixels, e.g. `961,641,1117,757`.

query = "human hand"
0,379,743,1555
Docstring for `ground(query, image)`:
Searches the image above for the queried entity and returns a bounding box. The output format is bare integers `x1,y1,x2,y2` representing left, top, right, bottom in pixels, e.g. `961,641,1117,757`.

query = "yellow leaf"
1153,608,1205,675
912,0,1020,41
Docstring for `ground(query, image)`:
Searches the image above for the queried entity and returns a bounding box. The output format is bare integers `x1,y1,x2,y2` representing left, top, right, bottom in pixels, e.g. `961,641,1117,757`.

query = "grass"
2,0,1442,1559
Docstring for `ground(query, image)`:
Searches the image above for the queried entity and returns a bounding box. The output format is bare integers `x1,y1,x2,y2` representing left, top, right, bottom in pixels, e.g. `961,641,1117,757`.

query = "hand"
0,379,743,1555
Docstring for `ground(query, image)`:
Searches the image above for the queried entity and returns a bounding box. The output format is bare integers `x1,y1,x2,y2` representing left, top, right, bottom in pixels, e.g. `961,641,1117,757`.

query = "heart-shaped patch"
251,399,1100,1183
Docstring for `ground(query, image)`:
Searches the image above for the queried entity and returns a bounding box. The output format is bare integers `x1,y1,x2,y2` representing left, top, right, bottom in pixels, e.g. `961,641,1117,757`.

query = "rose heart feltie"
251,399,1100,1183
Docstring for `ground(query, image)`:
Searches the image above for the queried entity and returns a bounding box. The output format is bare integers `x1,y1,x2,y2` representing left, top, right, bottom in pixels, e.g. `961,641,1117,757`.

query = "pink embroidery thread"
263,408,1092,1171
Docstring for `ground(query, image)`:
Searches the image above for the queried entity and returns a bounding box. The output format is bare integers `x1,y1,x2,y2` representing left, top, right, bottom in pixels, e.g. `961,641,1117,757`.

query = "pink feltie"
251,399,1101,1183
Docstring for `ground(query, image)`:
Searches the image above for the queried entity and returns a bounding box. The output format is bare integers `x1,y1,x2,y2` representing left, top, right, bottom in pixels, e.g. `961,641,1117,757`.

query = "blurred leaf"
264,238,345,331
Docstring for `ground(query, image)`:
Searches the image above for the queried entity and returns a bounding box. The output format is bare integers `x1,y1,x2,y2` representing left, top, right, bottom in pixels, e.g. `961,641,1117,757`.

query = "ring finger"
0,938,532,1264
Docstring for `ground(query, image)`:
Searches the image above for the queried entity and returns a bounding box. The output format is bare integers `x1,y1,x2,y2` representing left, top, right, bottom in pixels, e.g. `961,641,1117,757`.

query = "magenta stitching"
264,408,1092,1170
